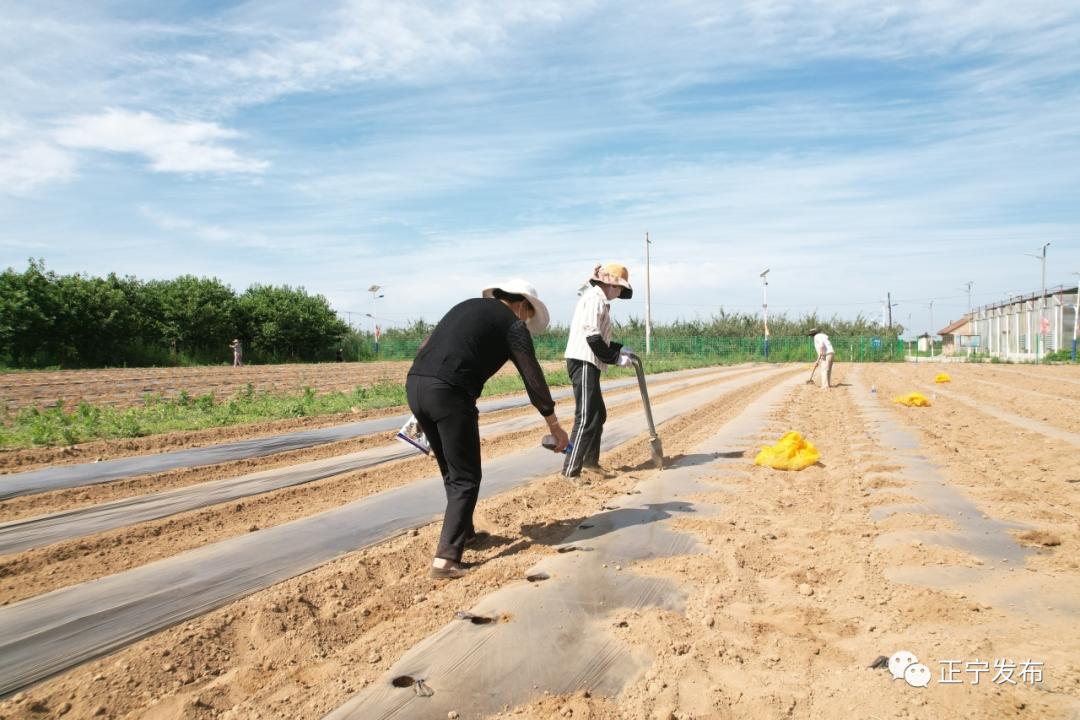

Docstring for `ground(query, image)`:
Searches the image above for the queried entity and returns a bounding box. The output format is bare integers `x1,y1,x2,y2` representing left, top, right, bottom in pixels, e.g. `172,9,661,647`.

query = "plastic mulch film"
0,371,717,501
893,392,931,407
934,373,951,383
0,367,790,697
322,374,804,720
753,431,820,471
0,369,732,555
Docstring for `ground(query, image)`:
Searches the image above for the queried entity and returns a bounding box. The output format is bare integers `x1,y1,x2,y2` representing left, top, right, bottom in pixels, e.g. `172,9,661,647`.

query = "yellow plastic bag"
893,392,931,407
754,431,820,471
934,373,951,383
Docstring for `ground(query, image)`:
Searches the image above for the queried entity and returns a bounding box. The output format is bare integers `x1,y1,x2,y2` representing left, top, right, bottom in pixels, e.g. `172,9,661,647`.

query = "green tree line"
348,309,906,362
0,260,906,369
0,260,348,368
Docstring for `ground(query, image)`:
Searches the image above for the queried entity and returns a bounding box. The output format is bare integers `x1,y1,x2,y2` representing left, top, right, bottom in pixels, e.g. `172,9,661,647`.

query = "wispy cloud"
55,109,267,174
0,142,76,195
2,1,1079,333
138,206,273,249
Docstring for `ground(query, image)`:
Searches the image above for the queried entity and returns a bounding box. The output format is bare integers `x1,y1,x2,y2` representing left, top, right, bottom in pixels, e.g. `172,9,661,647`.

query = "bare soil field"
0,360,558,412
0,360,561,473
0,362,1077,719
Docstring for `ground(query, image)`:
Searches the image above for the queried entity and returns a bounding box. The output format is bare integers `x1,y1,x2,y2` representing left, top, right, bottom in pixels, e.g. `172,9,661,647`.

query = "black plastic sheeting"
0,367,788,697
323,374,803,719
0,367,740,555
0,369,719,501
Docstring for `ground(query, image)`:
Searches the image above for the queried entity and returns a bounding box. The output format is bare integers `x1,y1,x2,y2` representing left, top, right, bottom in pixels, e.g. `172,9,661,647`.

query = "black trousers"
406,375,482,562
562,359,606,477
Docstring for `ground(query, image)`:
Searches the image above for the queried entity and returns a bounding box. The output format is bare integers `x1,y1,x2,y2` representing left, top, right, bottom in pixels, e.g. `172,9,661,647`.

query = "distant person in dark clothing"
335,348,344,362
407,279,569,579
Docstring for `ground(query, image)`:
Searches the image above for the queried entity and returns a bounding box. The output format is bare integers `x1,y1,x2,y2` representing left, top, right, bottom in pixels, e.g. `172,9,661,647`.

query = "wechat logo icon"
889,650,931,688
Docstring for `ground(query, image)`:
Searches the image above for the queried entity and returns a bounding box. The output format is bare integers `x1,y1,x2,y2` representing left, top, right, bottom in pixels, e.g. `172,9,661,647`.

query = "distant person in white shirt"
229,338,243,367
563,263,633,480
808,328,834,389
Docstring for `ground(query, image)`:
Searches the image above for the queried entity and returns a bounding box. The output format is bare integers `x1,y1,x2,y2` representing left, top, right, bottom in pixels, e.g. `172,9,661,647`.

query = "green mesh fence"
364,336,906,363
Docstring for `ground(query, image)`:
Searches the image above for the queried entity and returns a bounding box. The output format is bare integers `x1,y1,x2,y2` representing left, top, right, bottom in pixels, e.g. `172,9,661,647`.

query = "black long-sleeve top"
408,298,556,417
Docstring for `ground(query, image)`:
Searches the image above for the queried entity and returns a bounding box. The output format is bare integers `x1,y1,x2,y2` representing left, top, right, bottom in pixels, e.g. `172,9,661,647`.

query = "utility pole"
960,281,973,314
1041,245,1049,361
1025,243,1050,361
958,281,974,356
1071,269,1080,362
645,232,652,355
929,300,935,358
759,269,770,359
887,292,894,332
367,285,384,354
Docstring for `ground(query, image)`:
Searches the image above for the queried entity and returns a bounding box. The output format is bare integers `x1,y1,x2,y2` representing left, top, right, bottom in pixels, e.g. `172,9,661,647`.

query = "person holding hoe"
563,262,634,480
407,280,569,579
808,327,834,389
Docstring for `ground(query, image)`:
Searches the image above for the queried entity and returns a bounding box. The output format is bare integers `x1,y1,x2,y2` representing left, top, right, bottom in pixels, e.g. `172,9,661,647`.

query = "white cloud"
139,206,272,248
55,108,267,174
0,142,76,195
199,1,584,102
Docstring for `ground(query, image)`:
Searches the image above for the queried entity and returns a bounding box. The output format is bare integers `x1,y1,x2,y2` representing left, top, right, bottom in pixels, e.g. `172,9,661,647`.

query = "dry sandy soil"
0,362,416,412
0,360,567,413
0,360,563,473
0,362,1078,719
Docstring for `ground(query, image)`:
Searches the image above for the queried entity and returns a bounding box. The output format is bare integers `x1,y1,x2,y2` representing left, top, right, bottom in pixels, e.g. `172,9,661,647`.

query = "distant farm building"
965,285,1079,360
937,316,976,356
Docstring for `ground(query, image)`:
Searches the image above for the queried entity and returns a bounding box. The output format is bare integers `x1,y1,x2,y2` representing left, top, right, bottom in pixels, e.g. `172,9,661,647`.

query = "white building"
969,285,1079,360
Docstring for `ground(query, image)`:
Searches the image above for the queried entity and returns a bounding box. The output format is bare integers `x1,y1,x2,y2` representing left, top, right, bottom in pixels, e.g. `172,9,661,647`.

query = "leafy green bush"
0,260,348,368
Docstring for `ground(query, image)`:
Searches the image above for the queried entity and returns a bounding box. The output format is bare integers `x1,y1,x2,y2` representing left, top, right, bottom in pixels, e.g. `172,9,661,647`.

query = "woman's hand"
544,414,570,452
548,423,570,453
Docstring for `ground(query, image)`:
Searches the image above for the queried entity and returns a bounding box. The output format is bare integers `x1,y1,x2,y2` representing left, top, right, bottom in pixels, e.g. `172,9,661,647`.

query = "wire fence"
361,335,907,363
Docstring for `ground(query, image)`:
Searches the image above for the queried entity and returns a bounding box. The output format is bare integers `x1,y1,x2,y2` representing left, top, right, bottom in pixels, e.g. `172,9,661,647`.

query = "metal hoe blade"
628,353,664,470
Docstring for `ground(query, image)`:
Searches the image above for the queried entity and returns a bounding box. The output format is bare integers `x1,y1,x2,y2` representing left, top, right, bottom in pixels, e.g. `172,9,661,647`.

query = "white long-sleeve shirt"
565,284,614,370
813,332,835,358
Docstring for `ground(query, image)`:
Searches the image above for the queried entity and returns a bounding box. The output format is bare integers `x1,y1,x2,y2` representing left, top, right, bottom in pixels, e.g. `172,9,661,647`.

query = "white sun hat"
481,278,550,335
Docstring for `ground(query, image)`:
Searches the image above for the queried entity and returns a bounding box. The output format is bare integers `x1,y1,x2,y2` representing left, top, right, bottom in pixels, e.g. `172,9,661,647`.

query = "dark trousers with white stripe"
406,374,482,562
562,358,606,477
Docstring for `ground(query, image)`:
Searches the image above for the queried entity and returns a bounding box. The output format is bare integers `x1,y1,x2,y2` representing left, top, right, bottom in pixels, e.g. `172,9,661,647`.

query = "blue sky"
2,0,1078,338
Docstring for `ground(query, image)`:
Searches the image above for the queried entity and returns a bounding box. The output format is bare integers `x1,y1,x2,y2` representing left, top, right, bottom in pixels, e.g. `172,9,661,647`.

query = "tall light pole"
367,284,384,354
1025,243,1050,361
906,312,913,357
1073,271,1079,362
884,295,898,357
645,232,653,355
958,281,973,355
760,268,770,359
959,281,973,314
928,300,935,358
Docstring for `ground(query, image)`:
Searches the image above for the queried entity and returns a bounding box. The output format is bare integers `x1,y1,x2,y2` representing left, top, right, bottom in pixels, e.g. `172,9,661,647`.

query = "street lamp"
881,298,898,328
957,281,973,355
1073,272,1079,362
1024,243,1050,361
959,281,973,314
760,268,770,359
644,232,653,355
928,300,935,358
367,285,384,354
